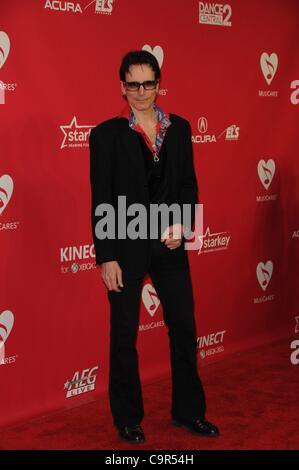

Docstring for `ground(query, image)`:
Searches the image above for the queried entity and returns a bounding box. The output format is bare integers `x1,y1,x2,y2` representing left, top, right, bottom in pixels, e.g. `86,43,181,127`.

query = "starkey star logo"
59,116,94,149
198,226,231,254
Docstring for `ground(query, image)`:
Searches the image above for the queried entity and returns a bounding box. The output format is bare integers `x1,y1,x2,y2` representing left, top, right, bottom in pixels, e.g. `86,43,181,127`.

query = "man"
89,50,219,443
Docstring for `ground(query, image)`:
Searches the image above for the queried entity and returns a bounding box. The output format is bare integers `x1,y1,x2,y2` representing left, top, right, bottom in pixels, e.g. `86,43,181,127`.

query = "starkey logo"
60,116,94,149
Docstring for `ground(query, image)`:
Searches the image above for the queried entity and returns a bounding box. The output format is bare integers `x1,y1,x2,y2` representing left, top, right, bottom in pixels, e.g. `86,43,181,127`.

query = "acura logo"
197,117,208,133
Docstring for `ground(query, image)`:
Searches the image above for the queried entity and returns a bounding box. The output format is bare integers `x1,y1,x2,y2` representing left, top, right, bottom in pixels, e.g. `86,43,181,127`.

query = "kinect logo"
0,310,14,363
0,175,14,215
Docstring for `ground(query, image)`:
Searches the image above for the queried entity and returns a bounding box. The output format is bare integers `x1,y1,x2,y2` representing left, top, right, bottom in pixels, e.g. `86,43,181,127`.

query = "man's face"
121,63,159,112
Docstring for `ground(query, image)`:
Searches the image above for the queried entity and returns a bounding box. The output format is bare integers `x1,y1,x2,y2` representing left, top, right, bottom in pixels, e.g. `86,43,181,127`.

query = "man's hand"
100,261,124,292
161,224,184,250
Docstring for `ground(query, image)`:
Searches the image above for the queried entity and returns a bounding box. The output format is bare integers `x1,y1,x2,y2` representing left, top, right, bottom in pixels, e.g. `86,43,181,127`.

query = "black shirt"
135,130,172,256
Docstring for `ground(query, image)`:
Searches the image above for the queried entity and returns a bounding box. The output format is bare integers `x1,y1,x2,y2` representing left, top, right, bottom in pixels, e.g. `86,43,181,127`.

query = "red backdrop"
1,0,299,427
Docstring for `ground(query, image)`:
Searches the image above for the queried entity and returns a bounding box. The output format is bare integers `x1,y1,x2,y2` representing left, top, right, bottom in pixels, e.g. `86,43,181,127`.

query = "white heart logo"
0,310,14,350
260,52,278,85
0,174,14,215
256,261,273,291
0,31,10,70
258,159,275,190
142,283,160,317
142,44,164,68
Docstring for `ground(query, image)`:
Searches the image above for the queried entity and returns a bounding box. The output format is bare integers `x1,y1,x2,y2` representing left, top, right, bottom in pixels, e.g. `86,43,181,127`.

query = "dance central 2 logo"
93,197,203,251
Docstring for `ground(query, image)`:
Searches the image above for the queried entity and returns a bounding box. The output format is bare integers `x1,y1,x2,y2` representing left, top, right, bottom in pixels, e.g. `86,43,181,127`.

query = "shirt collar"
118,102,171,129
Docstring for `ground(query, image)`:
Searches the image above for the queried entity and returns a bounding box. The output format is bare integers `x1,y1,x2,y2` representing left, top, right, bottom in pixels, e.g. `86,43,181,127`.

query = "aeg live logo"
64,366,99,398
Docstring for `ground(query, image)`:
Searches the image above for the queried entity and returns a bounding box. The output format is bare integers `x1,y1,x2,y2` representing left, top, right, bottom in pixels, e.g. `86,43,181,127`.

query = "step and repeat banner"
1,0,298,427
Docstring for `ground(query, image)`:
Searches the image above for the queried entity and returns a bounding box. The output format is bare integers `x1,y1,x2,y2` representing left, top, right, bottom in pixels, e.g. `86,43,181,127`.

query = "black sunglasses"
123,80,159,91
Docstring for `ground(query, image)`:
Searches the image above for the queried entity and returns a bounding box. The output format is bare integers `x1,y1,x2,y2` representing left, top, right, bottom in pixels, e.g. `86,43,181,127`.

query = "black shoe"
117,424,145,444
172,418,220,437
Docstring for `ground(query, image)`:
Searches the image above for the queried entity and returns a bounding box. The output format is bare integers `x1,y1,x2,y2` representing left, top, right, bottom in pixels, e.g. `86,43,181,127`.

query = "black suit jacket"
89,113,198,278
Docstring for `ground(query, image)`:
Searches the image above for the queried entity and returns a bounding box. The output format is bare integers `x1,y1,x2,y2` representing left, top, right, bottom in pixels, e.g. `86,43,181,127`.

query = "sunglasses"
123,80,159,91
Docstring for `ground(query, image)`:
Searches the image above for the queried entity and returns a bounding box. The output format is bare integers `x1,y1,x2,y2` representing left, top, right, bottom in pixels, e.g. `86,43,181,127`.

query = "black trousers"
107,240,206,427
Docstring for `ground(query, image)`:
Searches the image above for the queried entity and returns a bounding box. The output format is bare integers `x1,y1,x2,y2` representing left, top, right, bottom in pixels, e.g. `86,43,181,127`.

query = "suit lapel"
117,118,148,201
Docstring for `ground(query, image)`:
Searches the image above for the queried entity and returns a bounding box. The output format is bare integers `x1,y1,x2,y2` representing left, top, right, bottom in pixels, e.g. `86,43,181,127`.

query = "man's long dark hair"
119,50,161,81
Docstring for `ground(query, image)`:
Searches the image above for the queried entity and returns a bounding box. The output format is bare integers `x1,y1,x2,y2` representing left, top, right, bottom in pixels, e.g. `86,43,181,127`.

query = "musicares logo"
258,159,275,190
0,310,14,361
260,53,278,85
142,45,164,68
0,175,14,215
256,261,273,291
0,31,10,70
142,283,160,317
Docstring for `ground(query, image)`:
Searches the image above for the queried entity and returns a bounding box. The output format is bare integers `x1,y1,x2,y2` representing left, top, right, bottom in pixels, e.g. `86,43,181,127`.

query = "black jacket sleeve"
89,125,118,266
178,120,199,236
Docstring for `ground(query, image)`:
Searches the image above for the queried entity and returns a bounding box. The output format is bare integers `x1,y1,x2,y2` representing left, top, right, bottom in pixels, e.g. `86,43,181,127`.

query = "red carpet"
1,339,298,450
